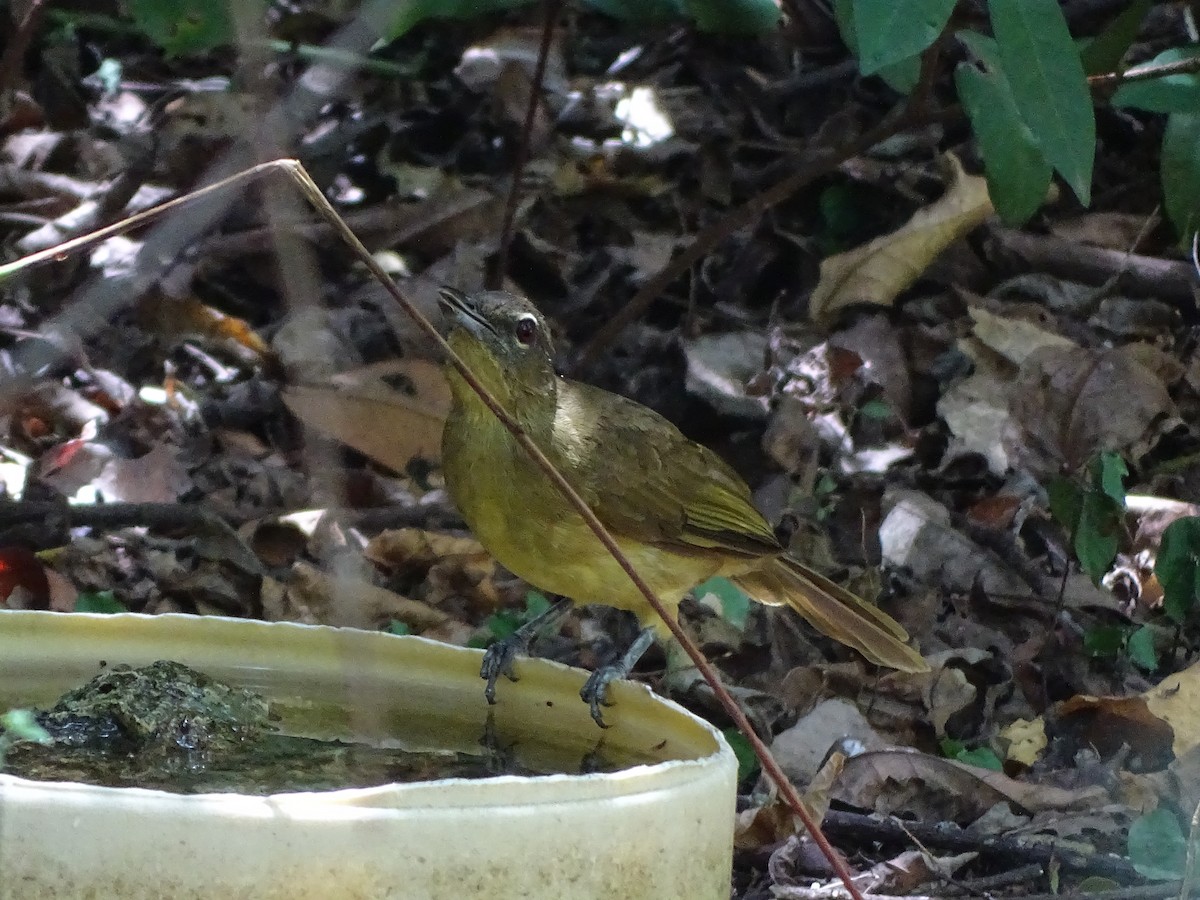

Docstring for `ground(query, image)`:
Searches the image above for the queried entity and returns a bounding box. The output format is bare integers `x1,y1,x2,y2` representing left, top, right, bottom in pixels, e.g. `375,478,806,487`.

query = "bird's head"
438,287,557,410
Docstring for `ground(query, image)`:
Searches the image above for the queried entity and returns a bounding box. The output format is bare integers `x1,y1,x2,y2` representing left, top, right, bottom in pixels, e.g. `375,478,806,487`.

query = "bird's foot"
580,627,656,728
480,596,573,704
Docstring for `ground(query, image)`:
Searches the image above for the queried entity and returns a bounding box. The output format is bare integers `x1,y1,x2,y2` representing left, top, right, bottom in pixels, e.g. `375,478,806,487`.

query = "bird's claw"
580,665,620,728
480,635,526,704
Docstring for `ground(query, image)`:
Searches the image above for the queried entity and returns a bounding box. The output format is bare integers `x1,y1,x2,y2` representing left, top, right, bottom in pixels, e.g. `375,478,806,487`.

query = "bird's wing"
735,557,929,672
553,381,780,557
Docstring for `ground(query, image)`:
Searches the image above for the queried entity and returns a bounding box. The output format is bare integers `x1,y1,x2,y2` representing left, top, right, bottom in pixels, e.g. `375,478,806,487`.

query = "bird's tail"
733,557,929,673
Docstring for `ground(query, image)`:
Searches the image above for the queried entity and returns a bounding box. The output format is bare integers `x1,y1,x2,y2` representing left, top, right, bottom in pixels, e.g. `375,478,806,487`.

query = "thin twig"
273,160,869,900
488,0,562,290
0,157,870,900
1089,54,1200,88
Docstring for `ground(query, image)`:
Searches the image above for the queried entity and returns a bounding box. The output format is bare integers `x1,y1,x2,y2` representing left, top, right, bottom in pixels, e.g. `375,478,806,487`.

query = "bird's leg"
580,626,656,728
480,595,573,703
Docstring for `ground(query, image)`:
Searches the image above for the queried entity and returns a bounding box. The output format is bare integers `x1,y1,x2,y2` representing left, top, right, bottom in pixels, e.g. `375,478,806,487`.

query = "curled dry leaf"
808,154,994,322
282,360,451,471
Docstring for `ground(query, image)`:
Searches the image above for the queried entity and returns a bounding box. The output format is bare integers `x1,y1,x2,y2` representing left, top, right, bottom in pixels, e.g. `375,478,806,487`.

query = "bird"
437,287,928,724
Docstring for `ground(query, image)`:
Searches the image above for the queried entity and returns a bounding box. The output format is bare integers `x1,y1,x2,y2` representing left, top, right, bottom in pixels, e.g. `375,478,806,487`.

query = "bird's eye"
513,316,538,346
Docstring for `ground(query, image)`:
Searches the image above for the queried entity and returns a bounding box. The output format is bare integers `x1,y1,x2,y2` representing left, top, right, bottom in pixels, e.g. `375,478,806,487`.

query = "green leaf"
1162,112,1200,240
483,609,522,641
955,746,1004,770
1047,477,1083,531
1155,516,1200,623
940,738,1002,770
1128,808,1187,880
1095,451,1128,505
125,0,244,55
386,619,411,636
695,576,751,630
852,0,956,75
877,58,922,94
584,0,684,23
940,737,967,757
819,183,867,244
1079,0,1151,75
721,728,760,782
1126,625,1158,671
955,31,1053,223
74,591,127,614
1113,47,1200,114
1083,625,1125,658
858,399,892,420
989,0,1096,204
682,0,780,32
1075,492,1120,583
385,0,536,40
831,0,921,93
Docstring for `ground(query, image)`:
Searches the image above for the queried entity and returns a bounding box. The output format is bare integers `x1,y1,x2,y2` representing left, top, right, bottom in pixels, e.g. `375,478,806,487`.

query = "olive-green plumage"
439,288,927,673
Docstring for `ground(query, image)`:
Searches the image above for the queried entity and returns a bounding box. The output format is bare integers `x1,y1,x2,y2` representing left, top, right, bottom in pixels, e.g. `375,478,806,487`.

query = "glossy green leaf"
990,0,1095,204
1047,477,1083,532
853,0,956,75
126,0,246,55
1162,112,1200,239
954,746,1004,770
1083,625,1125,658
74,591,127,614
1075,492,1120,584
722,728,760,782
832,0,921,93
1126,625,1158,671
1079,0,1151,75
695,576,751,629
1113,47,1200,114
386,0,534,39
940,738,1003,770
585,0,685,21
1095,452,1128,505
1155,516,1200,623
955,31,1052,223
1128,809,1187,880
683,0,780,32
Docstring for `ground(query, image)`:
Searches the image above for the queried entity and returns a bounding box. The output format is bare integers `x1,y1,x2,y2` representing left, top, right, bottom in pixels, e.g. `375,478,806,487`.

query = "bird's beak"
438,287,496,339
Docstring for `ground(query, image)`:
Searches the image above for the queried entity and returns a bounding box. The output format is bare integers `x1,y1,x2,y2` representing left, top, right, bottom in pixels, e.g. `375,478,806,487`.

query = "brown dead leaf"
809,155,993,322
968,305,1075,367
283,360,450,470
1007,343,1175,475
1053,694,1175,770
366,527,501,613
275,561,450,631
93,443,192,503
834,748,1109,821
735,755,841,851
